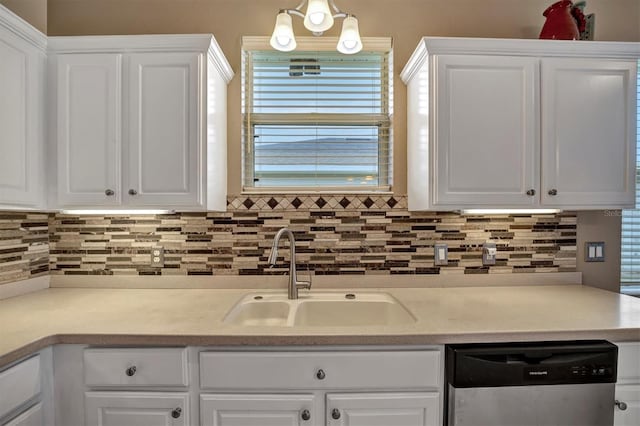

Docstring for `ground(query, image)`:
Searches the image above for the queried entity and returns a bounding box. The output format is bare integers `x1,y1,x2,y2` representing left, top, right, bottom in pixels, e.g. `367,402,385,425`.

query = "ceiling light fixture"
270,0,363,54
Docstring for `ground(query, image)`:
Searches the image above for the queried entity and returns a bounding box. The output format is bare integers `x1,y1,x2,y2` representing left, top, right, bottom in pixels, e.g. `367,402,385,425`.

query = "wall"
0,0,46,33
0,212,49,286
46,0,640,196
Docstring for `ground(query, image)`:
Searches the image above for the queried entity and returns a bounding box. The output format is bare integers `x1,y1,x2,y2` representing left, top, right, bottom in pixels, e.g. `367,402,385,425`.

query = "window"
621,62,640,294
242,37,392,192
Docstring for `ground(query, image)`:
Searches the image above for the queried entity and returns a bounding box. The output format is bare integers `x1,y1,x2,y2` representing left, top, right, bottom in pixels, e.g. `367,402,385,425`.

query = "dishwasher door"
446,341,618,426
448,382,615,426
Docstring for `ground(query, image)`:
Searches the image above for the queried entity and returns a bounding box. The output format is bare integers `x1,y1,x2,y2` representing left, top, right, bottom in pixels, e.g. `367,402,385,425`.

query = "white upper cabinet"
541,58,636,207
401,37,639,211
56,54,122,206
0,6,47,209
49,35,233,211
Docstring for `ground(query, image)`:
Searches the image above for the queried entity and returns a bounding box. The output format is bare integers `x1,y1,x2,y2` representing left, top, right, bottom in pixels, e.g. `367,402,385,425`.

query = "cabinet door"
541,58,636,208
326,392,439,426
200,394,319,426
84,392,188,426
127,53,202,208
0,27,44,208
56,54,122,207
4,403,43,426
433,55,539,207
615,385,640,426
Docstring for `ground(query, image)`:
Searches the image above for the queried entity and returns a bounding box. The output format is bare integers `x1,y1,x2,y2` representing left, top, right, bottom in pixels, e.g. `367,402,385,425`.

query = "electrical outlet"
151,246,164,267
585,242,605,262
434,243,448,266
482,242,497,266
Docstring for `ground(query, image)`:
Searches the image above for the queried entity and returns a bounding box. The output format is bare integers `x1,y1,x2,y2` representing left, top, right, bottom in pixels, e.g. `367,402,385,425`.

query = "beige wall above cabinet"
0,5,46,210
401,37,639,211
48,35,233,211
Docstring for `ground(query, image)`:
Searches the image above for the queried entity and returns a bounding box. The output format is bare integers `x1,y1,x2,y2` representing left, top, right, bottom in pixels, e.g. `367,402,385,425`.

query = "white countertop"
1,285,639,366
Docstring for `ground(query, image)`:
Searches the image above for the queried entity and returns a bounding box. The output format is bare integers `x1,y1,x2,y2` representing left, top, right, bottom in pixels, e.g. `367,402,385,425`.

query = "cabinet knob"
316,369,326,380
105,189,115,196
548,189,558,196
331,408,341,420
615,400,628,411
526,189,536,196
128,189,138,196
125,366,137,376
301,409,311,421
171,407,182,419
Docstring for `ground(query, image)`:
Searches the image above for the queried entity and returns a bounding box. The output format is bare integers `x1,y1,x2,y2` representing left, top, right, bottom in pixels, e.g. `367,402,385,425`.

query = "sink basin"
223,292,416,327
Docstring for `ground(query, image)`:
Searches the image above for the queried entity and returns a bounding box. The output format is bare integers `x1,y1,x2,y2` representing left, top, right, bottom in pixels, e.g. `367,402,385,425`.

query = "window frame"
241,36,393,194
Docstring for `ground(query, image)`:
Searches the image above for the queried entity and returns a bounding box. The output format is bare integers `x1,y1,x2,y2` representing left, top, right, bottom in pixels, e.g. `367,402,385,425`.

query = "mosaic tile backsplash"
0,212,49,285
49,196,577,277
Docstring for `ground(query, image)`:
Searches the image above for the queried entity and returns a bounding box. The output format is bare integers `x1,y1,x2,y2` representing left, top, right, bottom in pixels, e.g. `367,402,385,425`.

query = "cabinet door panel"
200,394,319,426
614,385,640,426
57,54,121,206
326,392,439,426
434,55,538,207
541,58,636,208
84,392,188,426
0,27,43,207
127,53,201,207
4,403,43,426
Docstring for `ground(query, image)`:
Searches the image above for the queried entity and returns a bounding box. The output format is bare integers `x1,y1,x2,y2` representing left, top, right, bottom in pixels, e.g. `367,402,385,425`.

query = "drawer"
0,356,41,420
617,342,640,384
85,392,189,426
3,403,43,426
200,350,441,390
84,348,188,387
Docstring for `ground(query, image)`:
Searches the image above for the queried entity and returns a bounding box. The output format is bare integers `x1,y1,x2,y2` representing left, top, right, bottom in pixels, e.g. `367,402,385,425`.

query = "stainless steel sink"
223,292,416,327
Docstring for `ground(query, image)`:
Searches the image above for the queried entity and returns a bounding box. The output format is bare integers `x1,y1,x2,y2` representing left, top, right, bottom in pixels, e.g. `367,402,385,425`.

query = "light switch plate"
434,243,448,266
585,242,605,262
482,242,497,266
151,246,165,267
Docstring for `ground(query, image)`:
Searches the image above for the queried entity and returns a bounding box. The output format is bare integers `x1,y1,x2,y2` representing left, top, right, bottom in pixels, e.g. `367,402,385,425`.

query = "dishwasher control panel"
447,340,618,387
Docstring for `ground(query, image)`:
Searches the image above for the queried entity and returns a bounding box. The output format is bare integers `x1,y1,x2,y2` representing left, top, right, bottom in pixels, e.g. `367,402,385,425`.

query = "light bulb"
337,15,362,54
304,0,334,32
270,12,297,52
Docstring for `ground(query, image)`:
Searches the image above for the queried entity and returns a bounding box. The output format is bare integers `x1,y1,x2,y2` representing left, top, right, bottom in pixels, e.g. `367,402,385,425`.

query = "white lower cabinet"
325,393,439,426
85,392,189,426
200,394,319,426
615,342,640,426
3,403,43,426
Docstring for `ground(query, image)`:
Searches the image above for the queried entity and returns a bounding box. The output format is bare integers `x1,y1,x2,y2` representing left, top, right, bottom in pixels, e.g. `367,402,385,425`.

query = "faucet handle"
296,270,312,291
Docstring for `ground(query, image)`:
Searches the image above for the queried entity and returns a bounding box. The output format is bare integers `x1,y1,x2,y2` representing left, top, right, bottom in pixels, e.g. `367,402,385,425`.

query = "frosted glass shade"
303,0,334,32
270,12,297,52
337,15,363,54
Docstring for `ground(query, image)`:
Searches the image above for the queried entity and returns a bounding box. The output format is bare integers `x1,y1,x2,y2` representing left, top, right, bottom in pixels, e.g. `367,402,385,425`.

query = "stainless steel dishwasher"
445,341,618,426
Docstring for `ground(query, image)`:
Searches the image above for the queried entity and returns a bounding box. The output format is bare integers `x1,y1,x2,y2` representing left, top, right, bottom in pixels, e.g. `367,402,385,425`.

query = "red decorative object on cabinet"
539,1,584,40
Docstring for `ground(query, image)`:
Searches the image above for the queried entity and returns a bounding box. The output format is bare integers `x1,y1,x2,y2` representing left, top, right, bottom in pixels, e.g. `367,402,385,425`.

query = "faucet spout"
268,228,311,299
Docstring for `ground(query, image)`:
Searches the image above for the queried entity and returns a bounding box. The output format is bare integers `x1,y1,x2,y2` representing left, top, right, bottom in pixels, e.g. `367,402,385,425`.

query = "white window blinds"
621,63,640,289
242,43,392,191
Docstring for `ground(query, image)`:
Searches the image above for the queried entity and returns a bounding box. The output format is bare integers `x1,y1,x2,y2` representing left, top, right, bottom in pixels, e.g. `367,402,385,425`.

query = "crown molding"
401,37,640,83
206,36,234,83
0,4,47,52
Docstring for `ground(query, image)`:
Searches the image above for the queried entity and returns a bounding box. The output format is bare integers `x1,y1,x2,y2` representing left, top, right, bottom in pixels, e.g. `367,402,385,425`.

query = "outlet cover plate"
434,243,448,266
151,246,165,267
585,242,605,262
482,242,497,266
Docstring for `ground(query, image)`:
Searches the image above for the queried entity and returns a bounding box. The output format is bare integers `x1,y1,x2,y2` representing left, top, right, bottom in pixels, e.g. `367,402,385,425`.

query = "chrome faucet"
268,228,311,299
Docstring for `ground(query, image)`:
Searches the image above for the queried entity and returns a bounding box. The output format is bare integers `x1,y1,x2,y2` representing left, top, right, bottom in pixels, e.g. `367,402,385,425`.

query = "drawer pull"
128,189,138,196
171,407,182,419
301,409,311,421
105,189,115,196
548,189,558,196
615,400,628,411
331,408,341,420
526,189,536,196
316,369,326,380
125,366,137,377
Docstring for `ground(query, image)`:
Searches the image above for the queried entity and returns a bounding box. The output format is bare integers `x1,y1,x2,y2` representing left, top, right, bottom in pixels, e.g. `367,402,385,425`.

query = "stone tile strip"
0,212,50,285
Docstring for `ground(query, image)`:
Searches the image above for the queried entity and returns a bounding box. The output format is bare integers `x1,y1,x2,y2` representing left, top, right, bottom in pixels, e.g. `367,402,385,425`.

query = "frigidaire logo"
529,371,548,376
